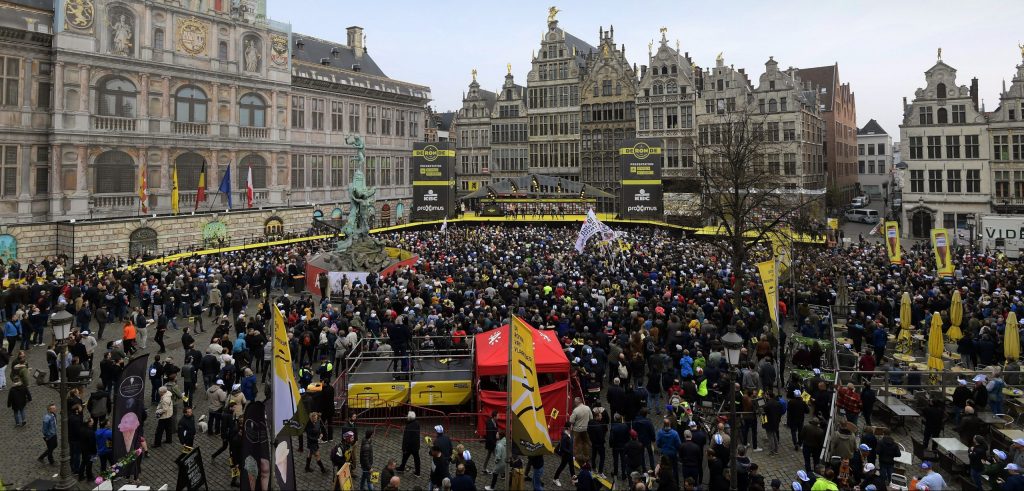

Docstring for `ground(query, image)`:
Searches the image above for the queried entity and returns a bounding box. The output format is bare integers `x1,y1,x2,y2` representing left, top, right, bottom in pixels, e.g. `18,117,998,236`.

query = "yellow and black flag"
508,316,554,456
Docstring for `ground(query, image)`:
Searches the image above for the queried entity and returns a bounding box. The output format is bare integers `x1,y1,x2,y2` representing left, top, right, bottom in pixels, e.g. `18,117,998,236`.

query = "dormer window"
936,83,946,99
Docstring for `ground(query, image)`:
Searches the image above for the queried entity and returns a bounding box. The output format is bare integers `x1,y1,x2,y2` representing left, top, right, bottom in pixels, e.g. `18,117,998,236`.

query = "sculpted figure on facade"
111,14,133,56
244,38,261,72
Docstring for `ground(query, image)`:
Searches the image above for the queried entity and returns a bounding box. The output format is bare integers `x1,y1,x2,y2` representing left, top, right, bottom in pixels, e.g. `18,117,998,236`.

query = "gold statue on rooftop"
471,69,477,82
548,6,559,22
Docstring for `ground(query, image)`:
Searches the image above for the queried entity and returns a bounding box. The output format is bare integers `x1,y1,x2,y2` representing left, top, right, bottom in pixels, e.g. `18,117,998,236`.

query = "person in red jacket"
837,382,863,424
858,349,877,383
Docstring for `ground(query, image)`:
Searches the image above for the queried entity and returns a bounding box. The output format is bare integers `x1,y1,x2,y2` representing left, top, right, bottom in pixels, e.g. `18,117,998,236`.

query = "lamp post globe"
722,329,744,366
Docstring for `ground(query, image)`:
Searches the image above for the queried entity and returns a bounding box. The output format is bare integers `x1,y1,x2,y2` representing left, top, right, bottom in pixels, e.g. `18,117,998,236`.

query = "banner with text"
412,142,455,222
931,228,955,277
619,138,664,220
757,260,779,329
885,221,902,264
113,354,149,478
509,316,555,456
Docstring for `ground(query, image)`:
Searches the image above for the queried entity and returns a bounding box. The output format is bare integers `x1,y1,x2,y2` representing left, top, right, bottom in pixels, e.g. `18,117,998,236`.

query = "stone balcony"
239,126,269,139
92,115,137,132
173,121,210,136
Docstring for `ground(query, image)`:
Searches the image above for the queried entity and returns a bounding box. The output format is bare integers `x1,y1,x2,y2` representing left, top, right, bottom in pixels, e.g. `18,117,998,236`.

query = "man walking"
37,403,58,464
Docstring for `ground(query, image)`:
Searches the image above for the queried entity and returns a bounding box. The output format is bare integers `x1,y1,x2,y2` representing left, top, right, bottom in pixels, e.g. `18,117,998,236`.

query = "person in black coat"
922,399,945,447
317,383,335,441
483,411,498,473
429,445,451,490
588,410,608,476
551,427,574,487
177,406,196,447
861,382,877,426
398,411,421,475
609,413,629,480
786,390,808,450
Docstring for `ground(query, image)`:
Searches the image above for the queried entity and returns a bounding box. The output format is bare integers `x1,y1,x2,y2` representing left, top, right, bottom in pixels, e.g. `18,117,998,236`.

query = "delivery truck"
981,215,1024,258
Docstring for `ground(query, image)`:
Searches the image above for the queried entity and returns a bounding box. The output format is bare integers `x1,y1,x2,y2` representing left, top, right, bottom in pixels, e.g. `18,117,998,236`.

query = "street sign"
176,446,209,491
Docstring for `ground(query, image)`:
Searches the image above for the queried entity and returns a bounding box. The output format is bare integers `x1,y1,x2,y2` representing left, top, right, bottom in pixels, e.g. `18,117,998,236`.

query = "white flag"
574,209,612,253
440,217,448,232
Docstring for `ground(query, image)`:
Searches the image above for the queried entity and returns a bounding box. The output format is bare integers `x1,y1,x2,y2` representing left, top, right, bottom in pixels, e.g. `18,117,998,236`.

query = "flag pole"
506,319,514,490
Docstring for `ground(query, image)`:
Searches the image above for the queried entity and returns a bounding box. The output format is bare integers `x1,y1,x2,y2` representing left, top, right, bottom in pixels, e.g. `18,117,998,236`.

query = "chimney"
640,65,647,77
970,77,979,110
347,26,364,58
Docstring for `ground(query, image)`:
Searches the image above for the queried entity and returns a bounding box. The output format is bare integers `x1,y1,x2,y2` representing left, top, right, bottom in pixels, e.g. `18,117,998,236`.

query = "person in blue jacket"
655,417,682,482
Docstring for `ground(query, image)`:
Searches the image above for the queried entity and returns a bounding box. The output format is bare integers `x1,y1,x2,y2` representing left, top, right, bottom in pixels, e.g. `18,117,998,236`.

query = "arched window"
175,152,205,191
661,65,668,75
238,154,267,189
937,108,948,124
667,82,678,94
768,99,778,112
239,93,266,127
218,41,229,62
671,65,677,74
175,86,208,123
936,83,947,99
380,204,391,227
129,227,158,257
98,77,137,118
94,150,135,193
653,84,663,96
264,217,284,237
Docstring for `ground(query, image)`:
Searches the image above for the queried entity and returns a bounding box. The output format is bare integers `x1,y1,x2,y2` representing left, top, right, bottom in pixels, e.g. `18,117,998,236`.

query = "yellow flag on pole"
171,165,180,214
884,221,901,264
272,303,307,439
509,316,554,456
757,259,779,329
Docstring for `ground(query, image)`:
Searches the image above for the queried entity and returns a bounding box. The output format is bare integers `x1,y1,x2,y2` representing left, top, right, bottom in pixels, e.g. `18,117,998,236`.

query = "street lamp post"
966,215,976,255
722,328,744,491
49,310,76,491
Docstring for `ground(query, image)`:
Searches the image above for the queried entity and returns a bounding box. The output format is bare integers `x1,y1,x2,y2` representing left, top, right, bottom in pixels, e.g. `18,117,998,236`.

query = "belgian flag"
194,162,207,211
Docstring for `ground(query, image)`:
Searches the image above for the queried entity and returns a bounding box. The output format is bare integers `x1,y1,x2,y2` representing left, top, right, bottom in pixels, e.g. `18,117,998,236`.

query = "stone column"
162,76,171,119
78,64,90,112
75,145,88,194
22,58,33,109
269,151,278,187
19,144,31,199
54,62,64,112
139,73,149,119
229,85,238,127
211,83,220,123
51,144,62,195
270,90,278,129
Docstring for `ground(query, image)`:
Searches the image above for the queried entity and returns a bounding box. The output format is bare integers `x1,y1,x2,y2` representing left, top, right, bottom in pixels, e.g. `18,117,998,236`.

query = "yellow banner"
410,381,472,406
885,221,901,265
509,316,554,456
768,231,792,272
272,303,308,438
931,228,954,277
757,260,779,329
347,382,410,409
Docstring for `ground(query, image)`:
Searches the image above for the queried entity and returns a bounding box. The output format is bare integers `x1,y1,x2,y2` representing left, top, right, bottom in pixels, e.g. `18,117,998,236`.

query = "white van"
845,208,880,224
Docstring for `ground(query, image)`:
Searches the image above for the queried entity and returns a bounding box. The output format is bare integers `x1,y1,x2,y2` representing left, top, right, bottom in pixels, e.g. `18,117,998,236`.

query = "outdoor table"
943,352,962,360
932,437,970,468
979,412,1007,426
1003,387,1024,398
893,353,917,363
909,362,928,371
995,428,1024,448
878,394,919,433
837,337,853,346
887,387,908,397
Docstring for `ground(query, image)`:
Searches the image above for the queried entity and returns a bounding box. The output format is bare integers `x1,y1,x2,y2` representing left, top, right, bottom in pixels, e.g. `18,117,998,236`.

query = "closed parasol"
898,292,913,353
947,290,963,342
927,312,945,383
1006,311,1020,363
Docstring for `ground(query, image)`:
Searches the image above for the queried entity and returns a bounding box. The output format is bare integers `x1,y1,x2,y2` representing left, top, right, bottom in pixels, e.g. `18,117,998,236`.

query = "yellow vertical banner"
509,316,554,456
884,221,901,264
272,303,308,439
768,231,792,273
757,260,779,329
171,166,180,214
931,228,954,277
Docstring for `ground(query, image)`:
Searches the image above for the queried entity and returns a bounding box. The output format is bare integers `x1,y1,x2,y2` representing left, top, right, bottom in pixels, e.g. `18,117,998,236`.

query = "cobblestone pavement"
0,298,953,490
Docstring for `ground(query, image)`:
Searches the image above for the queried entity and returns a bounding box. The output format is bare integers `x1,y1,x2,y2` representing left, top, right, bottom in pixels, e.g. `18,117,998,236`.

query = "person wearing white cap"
860,462,885,490
434,424,453,473
1006,462,1024,490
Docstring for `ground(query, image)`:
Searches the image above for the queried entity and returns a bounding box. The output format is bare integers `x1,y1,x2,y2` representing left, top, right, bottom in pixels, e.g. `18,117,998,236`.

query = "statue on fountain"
319,135,393,272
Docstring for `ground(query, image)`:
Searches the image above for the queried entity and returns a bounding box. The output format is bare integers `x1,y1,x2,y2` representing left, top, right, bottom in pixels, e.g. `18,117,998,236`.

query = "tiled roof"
292,33,386,78
858,119,887,135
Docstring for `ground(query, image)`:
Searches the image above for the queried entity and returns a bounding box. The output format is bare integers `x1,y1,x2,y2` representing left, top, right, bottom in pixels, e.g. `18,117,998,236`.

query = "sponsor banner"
621,184,664,220
885,221,902,264
931,228,955,277
240,401,271,491
509,316,554,456
346,381,410,409
112,355,149,477
271,303,307,439
619,139,663,219
412,184,451,222
412,142,456,181
410,380,473,406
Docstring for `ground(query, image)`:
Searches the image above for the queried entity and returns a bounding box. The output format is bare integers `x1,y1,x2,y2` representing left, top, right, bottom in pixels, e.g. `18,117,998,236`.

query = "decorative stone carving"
270,34,288,66
177,17,208,56
64,0,94,31
243,37,262,72
109,12,134,57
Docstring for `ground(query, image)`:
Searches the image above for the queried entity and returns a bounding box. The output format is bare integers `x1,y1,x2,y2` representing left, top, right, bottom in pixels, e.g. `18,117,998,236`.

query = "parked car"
844,208,880,224
851,196,867,208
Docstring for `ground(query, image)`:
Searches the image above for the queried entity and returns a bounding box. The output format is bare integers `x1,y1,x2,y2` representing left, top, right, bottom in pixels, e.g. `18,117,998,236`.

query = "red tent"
474,323,572,441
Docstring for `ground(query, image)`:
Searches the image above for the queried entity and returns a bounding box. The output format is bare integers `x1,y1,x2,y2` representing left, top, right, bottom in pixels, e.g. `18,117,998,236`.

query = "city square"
2,1,1024,490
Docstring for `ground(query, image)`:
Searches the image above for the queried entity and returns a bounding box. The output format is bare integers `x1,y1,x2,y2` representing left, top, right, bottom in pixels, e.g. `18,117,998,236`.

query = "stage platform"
344,346,474,409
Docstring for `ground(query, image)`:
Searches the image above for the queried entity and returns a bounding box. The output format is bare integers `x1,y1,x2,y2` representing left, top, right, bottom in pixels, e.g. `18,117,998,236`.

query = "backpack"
302,333,312,347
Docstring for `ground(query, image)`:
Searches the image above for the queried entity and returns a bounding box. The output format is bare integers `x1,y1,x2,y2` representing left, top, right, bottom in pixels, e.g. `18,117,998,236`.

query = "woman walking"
305,412,328,473
6,375,31,426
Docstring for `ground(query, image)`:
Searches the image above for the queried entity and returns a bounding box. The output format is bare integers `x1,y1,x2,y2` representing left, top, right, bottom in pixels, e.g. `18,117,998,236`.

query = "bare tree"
696,107,824,299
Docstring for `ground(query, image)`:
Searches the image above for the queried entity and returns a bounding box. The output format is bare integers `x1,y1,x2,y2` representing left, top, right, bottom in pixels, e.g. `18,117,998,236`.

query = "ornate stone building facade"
899,56,990,239
454,72,494,197
987,54,1024,217
636,28,699,219
856,119,893,199
525,10,592,181
489,68,528,181
579,26,636,210
0,0,430,260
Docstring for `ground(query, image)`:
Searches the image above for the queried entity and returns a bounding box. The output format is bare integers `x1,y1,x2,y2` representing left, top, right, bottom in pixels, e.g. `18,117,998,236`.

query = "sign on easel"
176,446,209,491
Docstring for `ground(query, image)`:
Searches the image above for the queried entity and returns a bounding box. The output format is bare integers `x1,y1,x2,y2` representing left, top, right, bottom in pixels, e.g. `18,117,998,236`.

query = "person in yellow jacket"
811,470,839,490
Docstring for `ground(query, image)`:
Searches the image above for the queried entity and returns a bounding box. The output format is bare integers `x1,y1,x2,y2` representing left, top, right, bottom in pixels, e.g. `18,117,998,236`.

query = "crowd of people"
1,222,1022,490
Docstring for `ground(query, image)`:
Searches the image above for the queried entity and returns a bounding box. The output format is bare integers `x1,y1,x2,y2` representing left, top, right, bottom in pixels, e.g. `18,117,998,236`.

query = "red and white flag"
245,165,254,209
